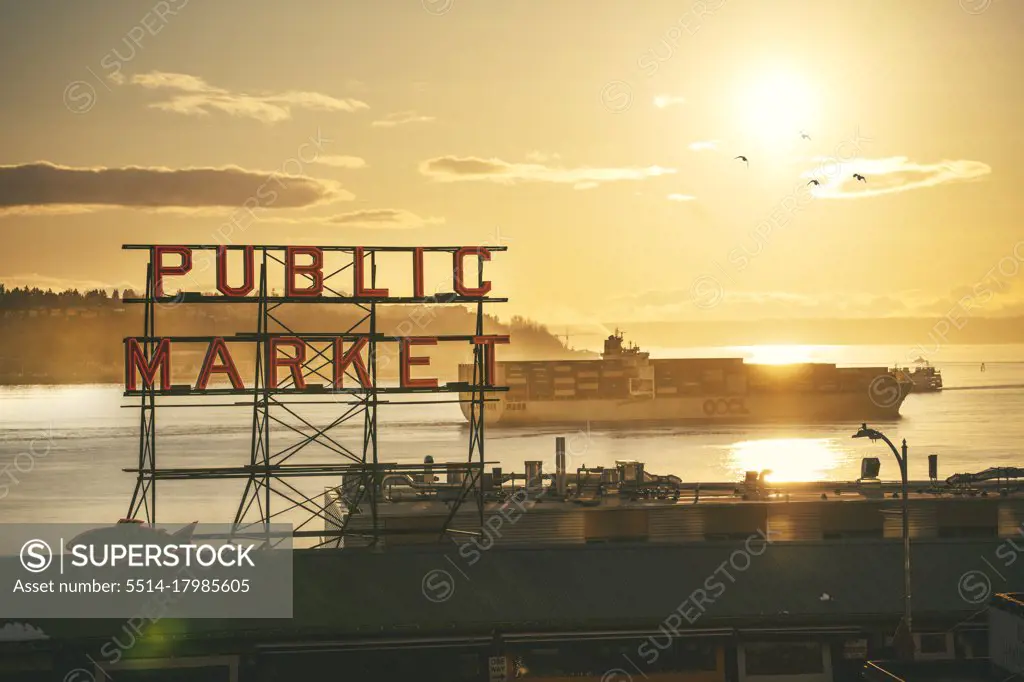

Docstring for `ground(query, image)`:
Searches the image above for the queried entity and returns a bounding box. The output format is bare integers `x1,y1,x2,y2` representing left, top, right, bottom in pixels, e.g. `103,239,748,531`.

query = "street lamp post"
853,423,913,659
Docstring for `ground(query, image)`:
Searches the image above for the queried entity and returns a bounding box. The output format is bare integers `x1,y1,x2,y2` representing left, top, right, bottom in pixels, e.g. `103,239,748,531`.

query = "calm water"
1,344,1023,528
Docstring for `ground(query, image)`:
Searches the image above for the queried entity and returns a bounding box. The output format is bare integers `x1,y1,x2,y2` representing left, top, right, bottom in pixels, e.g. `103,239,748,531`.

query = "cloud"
0,205,105,218
312,155,367,169
667,193,696,202
0,162,341,215
525,151,561,163
127,71,368,123
606,285,1024,321
419,155,676,188
371,110,435,128
328,209,443,229
607,288,921,321
654,95,685,108
688,140,719,151
803,156,992,199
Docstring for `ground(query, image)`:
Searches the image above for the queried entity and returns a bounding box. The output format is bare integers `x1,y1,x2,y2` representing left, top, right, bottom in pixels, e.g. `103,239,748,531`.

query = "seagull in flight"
735,155,748,167
800,131,811,140
807,179,820,186
853,173,866,182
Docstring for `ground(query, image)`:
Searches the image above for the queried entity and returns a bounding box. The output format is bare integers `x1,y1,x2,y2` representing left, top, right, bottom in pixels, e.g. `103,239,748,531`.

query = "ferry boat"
458,331,912,426
905,360,943,392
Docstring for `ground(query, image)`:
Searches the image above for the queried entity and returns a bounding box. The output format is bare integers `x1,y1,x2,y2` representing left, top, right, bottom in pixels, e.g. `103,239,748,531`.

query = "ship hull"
459,391,907,426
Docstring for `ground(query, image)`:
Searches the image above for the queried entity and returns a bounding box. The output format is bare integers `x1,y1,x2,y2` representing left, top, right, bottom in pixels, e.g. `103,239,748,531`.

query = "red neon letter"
453,247,492,297
400,337,438,388
216,246,254,297
269,337,307,389
333,337,372,389
195,338,244,390
412,247,425,298
472,335,510,385
153,246,192,298
353,247,389,298
125,338,171,391
285,246,324,297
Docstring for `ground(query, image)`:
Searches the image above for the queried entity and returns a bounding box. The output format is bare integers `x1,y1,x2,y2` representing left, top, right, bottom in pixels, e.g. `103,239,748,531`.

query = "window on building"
103,666,232,682
744,642,824,675
704,532,759,541
939,526,997,538
918,633,949,655
672,639,718,671
960,628,989,658
823,529,883,539
519,647,565,676
512,639,718,676
457,653,481,678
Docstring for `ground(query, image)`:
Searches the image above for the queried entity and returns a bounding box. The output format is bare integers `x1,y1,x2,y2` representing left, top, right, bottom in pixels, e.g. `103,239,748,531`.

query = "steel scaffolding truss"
122,244,507,546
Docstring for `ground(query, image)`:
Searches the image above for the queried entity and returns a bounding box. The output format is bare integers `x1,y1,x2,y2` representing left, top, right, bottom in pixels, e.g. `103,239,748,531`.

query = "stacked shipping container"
463,359,895,401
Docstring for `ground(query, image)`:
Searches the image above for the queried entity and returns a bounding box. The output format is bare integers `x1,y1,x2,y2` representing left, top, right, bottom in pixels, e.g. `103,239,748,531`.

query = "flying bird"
853,173,866,182
735,155,748,167
800,131,811,140
807,179,820,186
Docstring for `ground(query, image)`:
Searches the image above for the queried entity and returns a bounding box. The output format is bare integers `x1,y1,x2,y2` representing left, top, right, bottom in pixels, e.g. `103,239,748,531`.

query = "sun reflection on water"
727,437,845,482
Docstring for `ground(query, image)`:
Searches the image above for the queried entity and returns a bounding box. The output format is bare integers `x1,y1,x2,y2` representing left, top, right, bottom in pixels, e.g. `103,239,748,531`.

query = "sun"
732,344,822,365
734,70,819,153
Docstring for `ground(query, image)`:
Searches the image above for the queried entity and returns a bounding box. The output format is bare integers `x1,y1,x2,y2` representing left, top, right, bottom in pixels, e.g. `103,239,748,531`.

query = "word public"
147,245,497,299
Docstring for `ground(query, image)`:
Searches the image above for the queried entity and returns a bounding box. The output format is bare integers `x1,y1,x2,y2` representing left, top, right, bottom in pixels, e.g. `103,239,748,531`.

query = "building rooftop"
6,537,1021,646
361,481,1019,518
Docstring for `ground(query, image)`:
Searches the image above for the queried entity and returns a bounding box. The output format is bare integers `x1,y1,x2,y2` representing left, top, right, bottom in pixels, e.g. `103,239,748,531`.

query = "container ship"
458,330,912,425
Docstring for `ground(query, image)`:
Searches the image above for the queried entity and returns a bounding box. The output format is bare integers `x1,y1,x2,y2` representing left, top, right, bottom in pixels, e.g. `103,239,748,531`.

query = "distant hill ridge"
0,284,591,385
616,318,1024,347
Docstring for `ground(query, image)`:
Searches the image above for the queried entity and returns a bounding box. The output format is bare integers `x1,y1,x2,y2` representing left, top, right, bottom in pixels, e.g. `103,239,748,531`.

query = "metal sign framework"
120,244,508,547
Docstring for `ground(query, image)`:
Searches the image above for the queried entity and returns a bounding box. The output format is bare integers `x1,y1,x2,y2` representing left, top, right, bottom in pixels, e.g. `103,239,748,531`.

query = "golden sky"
0,0,1021,328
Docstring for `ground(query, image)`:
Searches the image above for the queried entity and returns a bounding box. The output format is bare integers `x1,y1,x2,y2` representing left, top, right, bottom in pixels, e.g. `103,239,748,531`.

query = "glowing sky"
0,0,1021,327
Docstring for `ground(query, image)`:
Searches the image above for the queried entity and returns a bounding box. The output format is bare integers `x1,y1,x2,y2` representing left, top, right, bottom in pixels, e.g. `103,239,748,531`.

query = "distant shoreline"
0,376,123,387
3,342,1022,390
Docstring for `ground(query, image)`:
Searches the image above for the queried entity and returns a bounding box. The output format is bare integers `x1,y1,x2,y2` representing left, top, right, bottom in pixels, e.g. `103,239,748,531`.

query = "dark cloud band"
0,162,336,210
